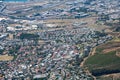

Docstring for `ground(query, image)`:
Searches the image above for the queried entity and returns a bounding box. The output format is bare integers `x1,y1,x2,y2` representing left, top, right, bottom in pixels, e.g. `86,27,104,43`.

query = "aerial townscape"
0,0,120,80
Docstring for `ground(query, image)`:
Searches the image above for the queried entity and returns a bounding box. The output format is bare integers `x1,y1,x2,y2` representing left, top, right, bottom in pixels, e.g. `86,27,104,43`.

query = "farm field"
84,40,120,79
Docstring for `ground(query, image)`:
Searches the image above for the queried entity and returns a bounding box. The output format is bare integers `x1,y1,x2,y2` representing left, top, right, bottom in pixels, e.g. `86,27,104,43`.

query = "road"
80,47,97,80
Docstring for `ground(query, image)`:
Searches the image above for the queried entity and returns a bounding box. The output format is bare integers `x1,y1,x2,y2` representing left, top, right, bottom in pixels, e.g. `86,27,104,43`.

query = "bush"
19,33,39,40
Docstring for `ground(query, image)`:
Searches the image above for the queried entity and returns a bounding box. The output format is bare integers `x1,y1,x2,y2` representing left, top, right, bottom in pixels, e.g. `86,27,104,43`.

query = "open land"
0,54,13,61
84,39,120,80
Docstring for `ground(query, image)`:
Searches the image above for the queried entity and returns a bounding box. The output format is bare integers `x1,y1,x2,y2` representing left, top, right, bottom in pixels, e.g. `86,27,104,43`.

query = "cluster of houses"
0,38,92,80
0,21,112,79
88,0,120,20
0,0,117,79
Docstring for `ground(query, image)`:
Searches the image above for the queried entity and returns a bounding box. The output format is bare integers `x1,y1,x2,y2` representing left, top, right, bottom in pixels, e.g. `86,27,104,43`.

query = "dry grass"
116,52,120,57
103,47,120,53
97,41,120,50
43,17,109,31
99,73,120,80
0,54,13,61
44,17,96,24
96,40,120,55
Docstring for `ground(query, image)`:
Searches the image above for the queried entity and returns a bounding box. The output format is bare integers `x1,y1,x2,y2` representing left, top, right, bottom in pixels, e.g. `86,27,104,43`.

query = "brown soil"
103,47,120,53
0,54,13,61
116,52,120,57
101,73,120,80
98,42,120,49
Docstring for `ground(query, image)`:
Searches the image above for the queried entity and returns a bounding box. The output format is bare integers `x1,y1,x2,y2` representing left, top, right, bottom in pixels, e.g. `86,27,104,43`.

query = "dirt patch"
116,52,120,57
98,42,120,49
103,47,120,53
43,17,104,29
101,73,120,80
0,54,14,61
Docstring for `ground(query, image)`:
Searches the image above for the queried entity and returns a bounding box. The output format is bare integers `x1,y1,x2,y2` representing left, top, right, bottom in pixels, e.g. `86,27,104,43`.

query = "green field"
84,43,120,76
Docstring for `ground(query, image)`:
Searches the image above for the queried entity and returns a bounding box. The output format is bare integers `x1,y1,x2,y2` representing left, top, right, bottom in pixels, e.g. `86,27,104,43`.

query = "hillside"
84,40,120,80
